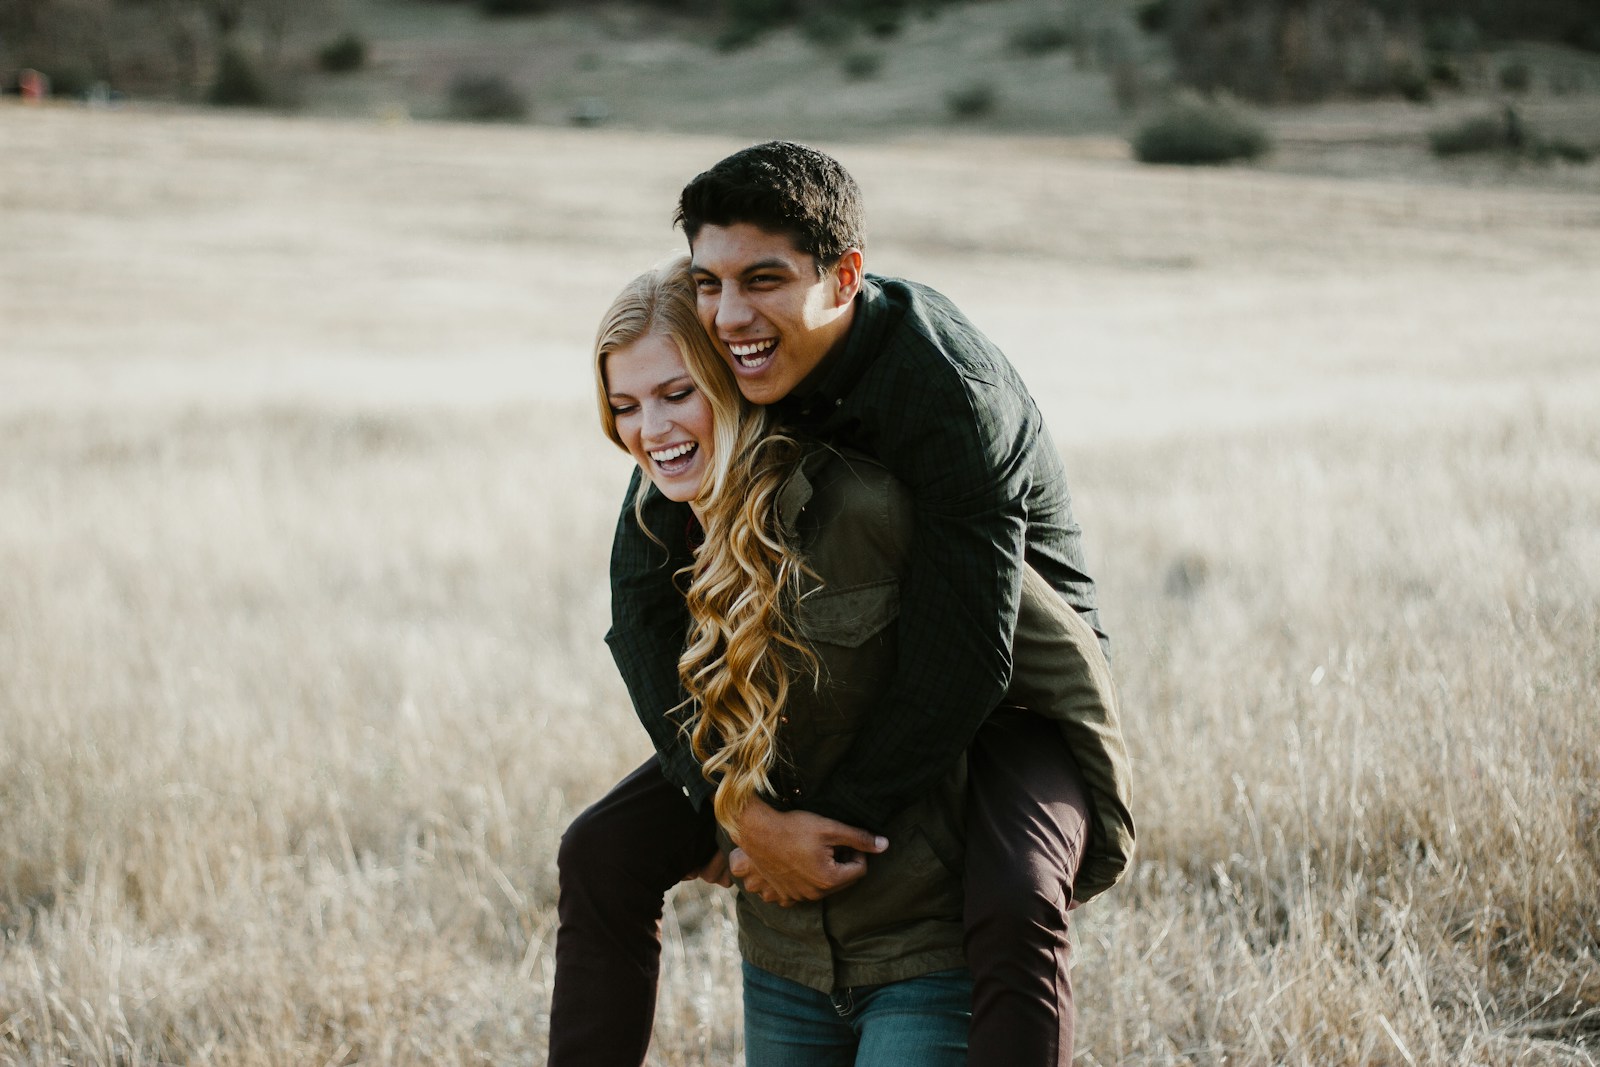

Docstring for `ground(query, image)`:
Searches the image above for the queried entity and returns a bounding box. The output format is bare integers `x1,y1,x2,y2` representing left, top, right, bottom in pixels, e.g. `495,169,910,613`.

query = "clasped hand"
682,798,887,907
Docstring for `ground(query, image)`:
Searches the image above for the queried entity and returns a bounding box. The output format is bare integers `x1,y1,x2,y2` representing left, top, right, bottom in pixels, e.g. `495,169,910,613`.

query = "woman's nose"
641,400,673,439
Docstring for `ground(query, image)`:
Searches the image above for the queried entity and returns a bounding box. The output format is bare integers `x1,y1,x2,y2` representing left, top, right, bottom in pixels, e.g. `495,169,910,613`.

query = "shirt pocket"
797,578,900,648
787,579,901,742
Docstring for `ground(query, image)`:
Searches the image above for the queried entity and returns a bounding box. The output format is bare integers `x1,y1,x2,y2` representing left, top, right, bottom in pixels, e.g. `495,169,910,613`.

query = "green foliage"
944,81,998,120
802,11,856,48
208,47,270,107
1431,106,1536,156
1392,60,1431,103
1428,56,1463,89
1531,138,1593,164
1498,60,1531,92
1428,107,1594,164
480,0,550,15
447,72,528,122
37,62,95,98
1007,19,1078,57
1132,100,1271,165
1137,0,1171,35
715,0,797,52
840,47,884,80
317,33,368,74
1427,112,1509,156
1424,14,1480,55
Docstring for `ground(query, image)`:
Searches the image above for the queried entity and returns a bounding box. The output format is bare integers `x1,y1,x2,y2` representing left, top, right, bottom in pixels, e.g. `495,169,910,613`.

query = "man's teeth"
650,443,696,463
729,339,776,366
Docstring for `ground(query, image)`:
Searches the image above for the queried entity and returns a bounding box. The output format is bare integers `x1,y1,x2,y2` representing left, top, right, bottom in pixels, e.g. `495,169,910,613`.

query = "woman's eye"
667,388,695,402
610,404,636,416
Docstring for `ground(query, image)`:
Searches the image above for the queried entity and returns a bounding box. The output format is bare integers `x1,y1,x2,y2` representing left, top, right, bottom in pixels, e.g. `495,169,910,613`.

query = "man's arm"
803,360,1072,832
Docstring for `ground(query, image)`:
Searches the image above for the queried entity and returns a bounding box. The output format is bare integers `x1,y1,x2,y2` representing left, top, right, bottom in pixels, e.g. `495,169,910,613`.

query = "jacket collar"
776,445,834,538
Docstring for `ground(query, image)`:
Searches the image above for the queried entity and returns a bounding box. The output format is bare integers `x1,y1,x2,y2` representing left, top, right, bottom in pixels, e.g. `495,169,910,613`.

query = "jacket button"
682,786,690,798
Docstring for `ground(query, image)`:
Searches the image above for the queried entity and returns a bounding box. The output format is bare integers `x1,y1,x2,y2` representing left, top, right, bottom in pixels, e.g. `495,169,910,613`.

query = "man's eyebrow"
690,258,794,276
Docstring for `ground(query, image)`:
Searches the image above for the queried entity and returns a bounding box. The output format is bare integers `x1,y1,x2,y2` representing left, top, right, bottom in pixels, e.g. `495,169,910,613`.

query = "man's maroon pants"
548,711,1089,1065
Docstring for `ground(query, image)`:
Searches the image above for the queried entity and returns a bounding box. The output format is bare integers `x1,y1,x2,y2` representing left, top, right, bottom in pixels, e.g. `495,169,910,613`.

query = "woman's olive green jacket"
723,445,1134,994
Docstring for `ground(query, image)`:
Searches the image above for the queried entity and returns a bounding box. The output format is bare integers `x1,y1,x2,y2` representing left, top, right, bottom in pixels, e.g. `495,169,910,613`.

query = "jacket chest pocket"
789,579,901,741
798,578,900,648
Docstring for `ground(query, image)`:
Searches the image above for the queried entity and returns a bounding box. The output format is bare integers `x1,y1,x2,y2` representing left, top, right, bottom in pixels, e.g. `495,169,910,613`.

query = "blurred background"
5,0,1600,176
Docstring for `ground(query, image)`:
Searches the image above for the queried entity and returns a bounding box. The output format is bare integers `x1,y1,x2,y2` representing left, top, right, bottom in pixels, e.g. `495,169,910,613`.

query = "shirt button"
834,398,842,406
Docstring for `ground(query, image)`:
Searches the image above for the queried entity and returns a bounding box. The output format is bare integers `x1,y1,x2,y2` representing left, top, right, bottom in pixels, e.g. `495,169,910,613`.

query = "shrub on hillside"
480,0,549,14
802,11,855,48
1498,60,1531,92
208,47,270,107
1531,137,1594,164
841,48,884,80
945,81,998,120
1391,60,1432,102
447,73,528,121
1132,100,1271,164
1427,112,1510,156
1008,19,1078,57
715,0,796,51
317,33,367,73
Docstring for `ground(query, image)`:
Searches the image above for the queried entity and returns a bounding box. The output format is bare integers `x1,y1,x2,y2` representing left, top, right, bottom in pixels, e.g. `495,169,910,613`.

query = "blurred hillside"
4,0,1600,188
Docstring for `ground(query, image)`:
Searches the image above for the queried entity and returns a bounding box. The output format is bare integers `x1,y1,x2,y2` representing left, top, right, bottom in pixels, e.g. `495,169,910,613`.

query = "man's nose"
715,286,754,331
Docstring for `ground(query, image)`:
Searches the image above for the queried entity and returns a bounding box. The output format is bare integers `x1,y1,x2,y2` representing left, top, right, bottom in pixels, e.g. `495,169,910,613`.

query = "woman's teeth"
650,443,696,464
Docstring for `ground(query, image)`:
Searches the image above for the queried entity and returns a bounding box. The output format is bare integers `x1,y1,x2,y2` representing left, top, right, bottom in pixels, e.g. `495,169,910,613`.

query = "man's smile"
727,338,778,369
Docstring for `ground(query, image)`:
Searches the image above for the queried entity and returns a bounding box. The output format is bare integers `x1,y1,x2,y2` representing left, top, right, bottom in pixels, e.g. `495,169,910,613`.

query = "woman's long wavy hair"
594,257,817,832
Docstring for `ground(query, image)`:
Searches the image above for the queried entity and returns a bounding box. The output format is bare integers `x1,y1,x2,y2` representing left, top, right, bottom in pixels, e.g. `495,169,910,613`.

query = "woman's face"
604,332,716,504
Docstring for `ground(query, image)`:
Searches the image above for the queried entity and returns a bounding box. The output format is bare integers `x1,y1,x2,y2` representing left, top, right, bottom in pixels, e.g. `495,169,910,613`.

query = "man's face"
689,222,861,406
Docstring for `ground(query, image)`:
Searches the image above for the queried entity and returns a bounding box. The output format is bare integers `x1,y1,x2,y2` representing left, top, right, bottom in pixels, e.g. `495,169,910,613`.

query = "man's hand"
728,798,887,906
681,849,734,888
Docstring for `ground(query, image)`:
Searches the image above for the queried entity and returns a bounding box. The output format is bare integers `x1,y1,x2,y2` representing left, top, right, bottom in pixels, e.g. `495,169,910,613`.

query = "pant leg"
852,969,973,1067
548,757,719,1067
963,711,1091,1066
741,962,858,1067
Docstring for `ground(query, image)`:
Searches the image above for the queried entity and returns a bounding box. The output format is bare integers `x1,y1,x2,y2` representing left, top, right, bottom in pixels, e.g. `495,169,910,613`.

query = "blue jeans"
742,962,972,1067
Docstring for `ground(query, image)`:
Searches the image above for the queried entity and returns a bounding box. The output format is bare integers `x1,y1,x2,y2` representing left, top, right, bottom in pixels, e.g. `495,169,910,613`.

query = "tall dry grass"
2,104,1598,1064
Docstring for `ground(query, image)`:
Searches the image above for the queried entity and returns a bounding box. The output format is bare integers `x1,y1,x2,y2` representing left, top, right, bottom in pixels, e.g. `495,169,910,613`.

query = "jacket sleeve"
802,364,1033,831
603,467,715,808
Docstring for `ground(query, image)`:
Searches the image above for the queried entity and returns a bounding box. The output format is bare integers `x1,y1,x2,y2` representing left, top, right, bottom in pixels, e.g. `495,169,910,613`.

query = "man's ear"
830,249,864,307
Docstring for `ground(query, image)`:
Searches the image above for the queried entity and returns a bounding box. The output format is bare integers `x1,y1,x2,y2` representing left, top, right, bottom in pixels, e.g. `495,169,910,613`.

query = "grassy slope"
2,103,1600,1064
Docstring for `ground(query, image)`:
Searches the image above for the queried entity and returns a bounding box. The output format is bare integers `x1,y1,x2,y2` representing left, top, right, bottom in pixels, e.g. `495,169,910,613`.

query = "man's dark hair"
675,141,866,271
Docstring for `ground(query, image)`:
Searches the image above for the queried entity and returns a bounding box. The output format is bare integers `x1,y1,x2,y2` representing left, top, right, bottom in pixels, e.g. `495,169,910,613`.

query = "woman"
588,257,1132,1065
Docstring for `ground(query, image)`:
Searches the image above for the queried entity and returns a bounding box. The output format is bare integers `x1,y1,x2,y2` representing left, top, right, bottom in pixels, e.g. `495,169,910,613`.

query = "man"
551,141,1131,1065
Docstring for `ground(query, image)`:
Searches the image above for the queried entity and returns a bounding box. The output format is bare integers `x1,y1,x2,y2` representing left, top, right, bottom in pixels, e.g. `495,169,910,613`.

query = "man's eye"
694,278,720,292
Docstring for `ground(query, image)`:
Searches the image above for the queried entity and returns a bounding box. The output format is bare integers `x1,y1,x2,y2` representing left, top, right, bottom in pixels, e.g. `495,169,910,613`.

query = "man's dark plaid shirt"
605,274,1103,833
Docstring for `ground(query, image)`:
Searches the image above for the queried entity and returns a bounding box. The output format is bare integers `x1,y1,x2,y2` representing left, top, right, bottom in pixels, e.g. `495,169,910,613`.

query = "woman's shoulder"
783,442,915,579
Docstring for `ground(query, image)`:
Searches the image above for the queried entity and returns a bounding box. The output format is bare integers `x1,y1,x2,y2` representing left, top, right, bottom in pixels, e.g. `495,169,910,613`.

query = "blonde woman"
560,257,1132,1065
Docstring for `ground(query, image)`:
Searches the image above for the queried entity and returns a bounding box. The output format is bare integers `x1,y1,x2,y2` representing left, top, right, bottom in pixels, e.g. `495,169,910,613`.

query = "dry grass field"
3,102,1599,1065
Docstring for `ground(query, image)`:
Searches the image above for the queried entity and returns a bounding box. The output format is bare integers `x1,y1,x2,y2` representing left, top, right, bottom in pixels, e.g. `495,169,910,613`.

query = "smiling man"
550,142,1132,1067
